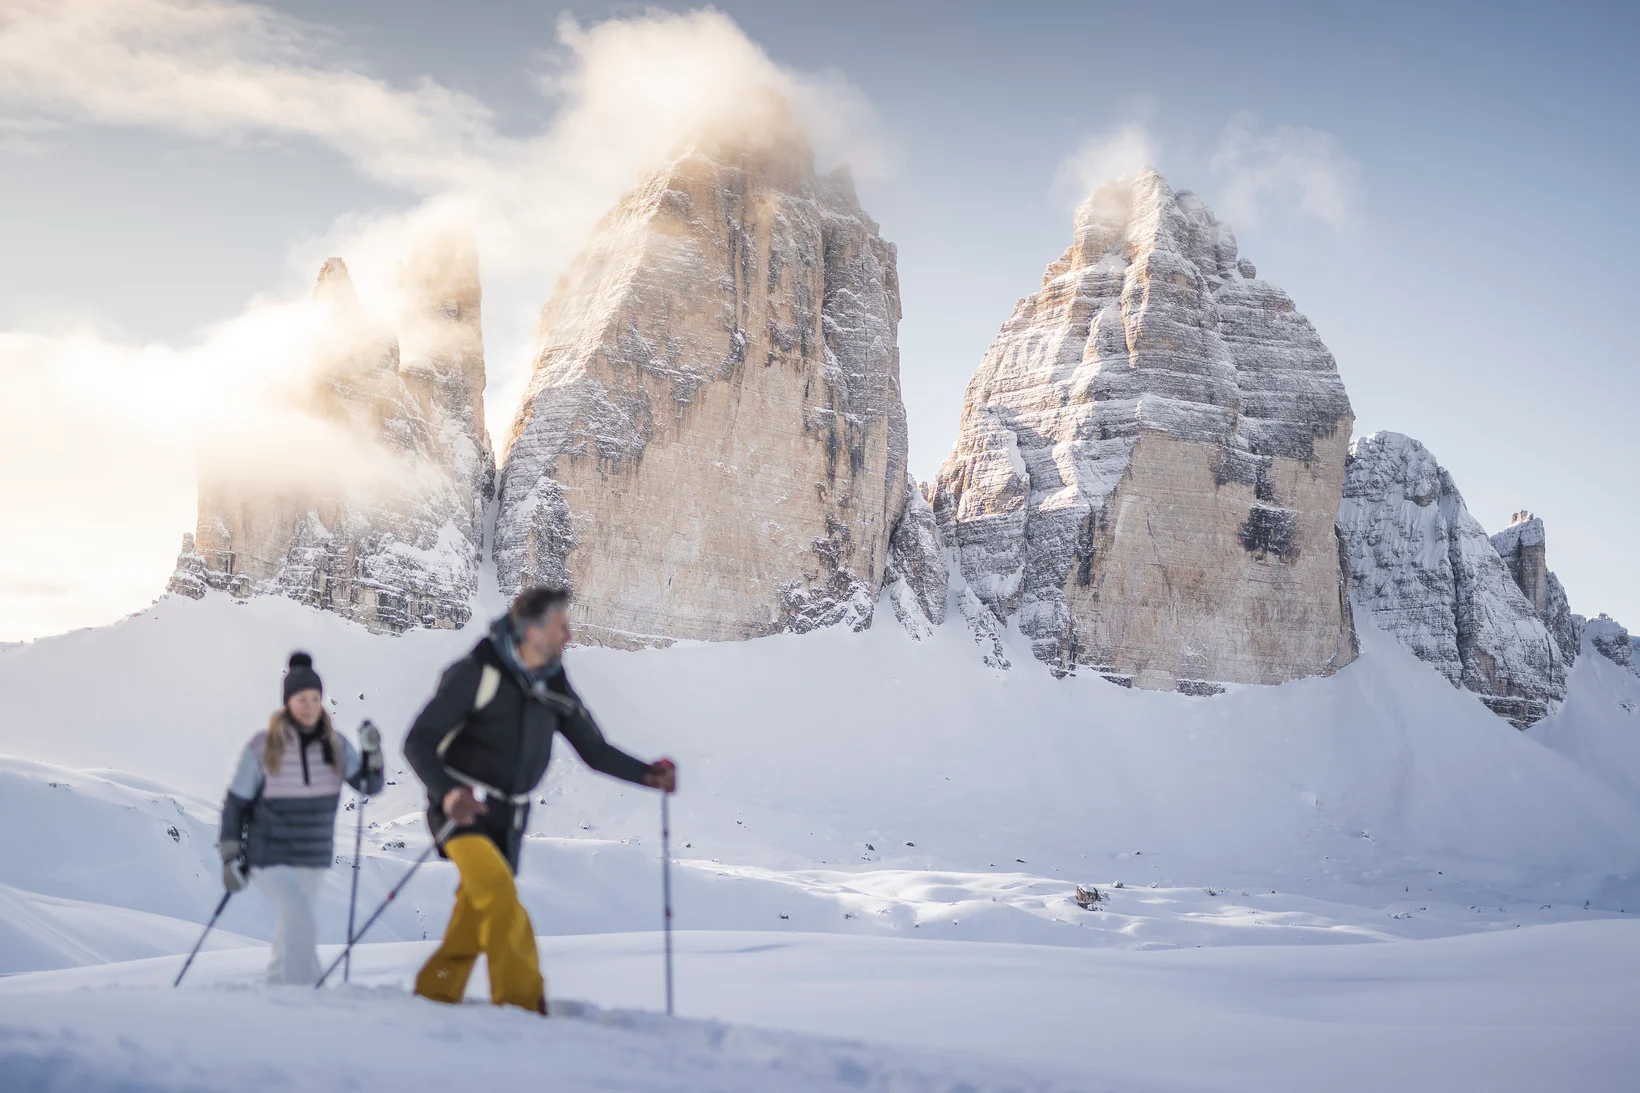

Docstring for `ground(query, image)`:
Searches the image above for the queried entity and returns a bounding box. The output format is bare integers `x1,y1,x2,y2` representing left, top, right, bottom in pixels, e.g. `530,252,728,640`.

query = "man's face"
520,606,572,663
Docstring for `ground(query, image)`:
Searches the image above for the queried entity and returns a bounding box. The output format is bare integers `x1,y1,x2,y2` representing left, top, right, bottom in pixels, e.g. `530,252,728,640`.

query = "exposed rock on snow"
1586,614,1640,677
1489,511,1583,665
494,119,910,646
1337,432,1566,727
168,247,495,633
882,477,948,639
932,169,1356,687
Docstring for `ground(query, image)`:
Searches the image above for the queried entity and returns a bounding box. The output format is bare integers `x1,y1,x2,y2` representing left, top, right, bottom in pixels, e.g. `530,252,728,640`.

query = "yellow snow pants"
413,834,544,1012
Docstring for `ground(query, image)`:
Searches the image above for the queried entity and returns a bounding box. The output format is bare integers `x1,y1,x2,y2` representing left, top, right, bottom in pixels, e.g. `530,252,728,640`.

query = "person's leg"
441,834,544,1012
282,867,326,986
249,867,284,981
251,866,313,984
414,870,481,1004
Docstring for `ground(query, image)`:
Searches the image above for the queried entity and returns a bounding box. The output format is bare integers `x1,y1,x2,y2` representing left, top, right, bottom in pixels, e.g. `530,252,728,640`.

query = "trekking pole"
662,791,674,1017
344,722,381,985
315,818,456,989
344,792,365,983
174,890,233,988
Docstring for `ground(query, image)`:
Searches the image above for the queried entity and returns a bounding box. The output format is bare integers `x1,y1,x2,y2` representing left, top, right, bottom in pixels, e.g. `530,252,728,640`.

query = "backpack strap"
474,664,501,713
435,660,527,814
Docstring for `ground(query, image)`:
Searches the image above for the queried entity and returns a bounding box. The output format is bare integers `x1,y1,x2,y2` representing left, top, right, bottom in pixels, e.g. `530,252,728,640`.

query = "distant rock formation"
932,169,1356,688
493,121,914,646
168,243,494,633
1586,614,1640,678
1489,512,1582,664
1336,432,1566,727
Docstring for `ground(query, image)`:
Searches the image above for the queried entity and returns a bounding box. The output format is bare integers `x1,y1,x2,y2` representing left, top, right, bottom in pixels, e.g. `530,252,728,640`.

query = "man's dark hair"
510,585,571,627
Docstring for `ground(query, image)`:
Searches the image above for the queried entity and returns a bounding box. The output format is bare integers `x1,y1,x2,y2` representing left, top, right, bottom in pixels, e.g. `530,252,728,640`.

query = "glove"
645,758,677,794
360,721,384,775
219,840,248,893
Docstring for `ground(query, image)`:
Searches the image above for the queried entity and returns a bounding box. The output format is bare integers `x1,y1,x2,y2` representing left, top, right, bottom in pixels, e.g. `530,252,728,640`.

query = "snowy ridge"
1337,431,1567,727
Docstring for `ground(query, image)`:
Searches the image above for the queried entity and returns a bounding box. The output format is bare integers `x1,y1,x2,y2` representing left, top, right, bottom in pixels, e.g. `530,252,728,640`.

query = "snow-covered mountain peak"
933,170,1355,685
167,247,494,633
492,122,925,647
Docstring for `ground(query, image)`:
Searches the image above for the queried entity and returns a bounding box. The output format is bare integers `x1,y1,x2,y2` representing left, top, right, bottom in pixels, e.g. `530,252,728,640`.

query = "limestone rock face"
882,477,949,639
1489,511,1582,665
397,228,497,521
1336,431,1566,727
494,127,909,646
1586,614,1640,678
169,249,494,632
932,169,1356,688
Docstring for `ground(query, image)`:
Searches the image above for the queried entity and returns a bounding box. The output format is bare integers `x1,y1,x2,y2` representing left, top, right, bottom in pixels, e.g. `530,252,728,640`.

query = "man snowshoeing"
403,585,676,1014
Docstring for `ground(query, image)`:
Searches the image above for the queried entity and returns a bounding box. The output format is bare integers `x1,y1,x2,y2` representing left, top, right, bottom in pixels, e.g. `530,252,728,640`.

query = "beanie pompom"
282,651,322,702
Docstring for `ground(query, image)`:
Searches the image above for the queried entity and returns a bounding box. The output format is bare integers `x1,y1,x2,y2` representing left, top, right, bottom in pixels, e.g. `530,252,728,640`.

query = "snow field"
3,922,1638,1093
3,590,1640,1088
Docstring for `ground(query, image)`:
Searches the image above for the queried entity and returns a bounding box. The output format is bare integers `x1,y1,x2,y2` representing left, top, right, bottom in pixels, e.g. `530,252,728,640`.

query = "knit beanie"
282,651,323,703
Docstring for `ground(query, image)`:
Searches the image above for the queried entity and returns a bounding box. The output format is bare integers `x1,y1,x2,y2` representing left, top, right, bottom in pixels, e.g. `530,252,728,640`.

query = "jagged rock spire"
493,119,916,647
933,168,1356,687
167,236,493,633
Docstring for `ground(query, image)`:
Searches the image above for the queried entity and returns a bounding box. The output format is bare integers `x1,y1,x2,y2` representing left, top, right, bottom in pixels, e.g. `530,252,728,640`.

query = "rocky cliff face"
1489,511,1582,665
493,124,915,646
1336,432,1566,727
1586,614,1640,677
932,169,1356,688
882,477,948,640
168,247,494,632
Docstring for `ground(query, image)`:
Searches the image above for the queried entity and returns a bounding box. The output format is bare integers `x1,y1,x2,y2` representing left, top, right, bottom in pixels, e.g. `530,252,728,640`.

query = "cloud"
1052,121,1159,204
1210,112,1360,229
0,1,888,639
0,0,498,190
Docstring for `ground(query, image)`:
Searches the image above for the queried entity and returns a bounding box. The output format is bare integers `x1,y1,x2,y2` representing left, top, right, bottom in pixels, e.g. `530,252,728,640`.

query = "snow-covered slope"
6,921,1640,1093
3,581,1640,1089
2,587,1638,976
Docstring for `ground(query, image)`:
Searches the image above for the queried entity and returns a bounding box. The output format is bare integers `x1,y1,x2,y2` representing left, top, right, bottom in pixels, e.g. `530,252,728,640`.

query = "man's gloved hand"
442,785,488,825
360,721,384,776
644,758,677,794
219,840,248,893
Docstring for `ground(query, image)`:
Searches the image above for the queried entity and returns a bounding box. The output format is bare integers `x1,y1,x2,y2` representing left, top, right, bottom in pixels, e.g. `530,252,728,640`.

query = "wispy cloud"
0,0,497,189
1051,121,1159,204
1210,112,1360,229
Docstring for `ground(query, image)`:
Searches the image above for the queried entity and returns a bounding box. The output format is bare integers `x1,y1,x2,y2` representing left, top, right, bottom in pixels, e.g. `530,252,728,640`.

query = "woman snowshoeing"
218,651,384,984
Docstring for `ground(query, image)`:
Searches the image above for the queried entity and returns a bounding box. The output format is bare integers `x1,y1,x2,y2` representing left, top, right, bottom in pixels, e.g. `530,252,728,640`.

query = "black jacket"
403,635,650,871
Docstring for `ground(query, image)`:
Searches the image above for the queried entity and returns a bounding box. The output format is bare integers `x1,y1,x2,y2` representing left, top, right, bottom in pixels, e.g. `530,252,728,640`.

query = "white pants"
251,865,327,985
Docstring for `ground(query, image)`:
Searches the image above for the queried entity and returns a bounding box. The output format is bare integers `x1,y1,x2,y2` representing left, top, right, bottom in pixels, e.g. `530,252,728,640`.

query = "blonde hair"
262,707,343,775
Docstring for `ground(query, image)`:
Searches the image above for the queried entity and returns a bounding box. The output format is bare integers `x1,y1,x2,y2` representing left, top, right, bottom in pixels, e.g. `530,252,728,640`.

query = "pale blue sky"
1,0,1634,637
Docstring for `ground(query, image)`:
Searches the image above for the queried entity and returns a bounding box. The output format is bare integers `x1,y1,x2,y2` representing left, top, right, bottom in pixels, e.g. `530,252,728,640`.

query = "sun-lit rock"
933,169,1356,687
